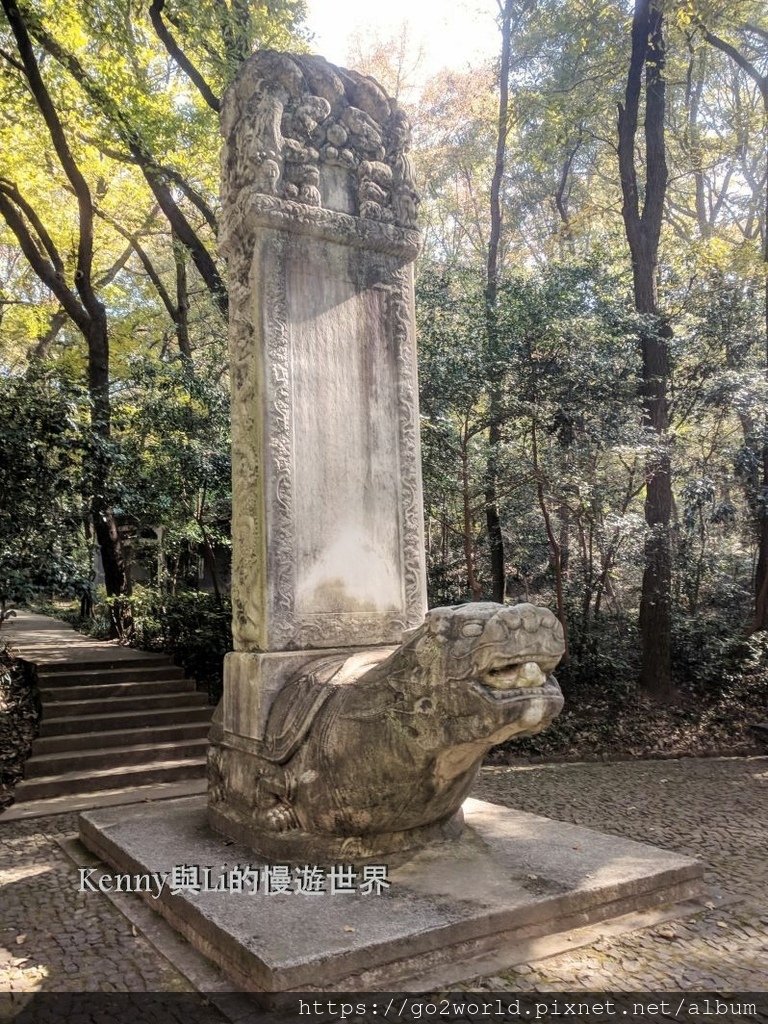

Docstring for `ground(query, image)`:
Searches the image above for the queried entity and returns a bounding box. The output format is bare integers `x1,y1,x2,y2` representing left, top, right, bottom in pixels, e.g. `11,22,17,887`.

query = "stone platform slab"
79,796,704,995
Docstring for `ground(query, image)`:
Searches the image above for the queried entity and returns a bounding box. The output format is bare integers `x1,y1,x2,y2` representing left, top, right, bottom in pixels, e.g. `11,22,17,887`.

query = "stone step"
23,739,210,777
35,664,186,686
13,758,207,802
39,677,196,702
6,614,211,807
32,654,174,675
43,691,209,719
32,721,211,755
0,778,207,821
40,705,212,737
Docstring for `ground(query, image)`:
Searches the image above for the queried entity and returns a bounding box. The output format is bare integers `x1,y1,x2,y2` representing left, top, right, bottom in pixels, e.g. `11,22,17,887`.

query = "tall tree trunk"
87,311,131,633
1,0,130,636
756,275,768,630
173,228,192,360
699,25,768,630
484,0,513,604
754,106,768,631
618,0,675,699
461,426,482,599
532,420,569,661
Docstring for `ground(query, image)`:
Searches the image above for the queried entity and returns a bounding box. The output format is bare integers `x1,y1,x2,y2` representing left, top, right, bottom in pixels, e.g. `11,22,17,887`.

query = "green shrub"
670,612,762,692
128,589,230,702
0,642,39,808
45,597,113,639
557,606,640,695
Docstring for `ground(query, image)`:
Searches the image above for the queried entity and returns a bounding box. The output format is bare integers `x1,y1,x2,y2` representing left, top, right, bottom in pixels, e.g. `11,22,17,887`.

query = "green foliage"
0,0,308,368
0,368,91,608
418,228,767,700
113,356,231,591
0,641,39,807
128,587,230,701
492,609,768,764
671,611,768,692
418,258,645,614
558,605,641,694
145,0,310,94
1,0,767,738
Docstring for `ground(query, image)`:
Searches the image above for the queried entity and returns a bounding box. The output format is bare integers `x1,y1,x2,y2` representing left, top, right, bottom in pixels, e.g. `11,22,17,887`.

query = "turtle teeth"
486,683,547,700
484,661,547,690
518,661,547,687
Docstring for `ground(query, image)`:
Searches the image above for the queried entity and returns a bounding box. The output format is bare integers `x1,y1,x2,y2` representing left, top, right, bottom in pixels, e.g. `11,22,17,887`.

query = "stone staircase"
13,653,211,803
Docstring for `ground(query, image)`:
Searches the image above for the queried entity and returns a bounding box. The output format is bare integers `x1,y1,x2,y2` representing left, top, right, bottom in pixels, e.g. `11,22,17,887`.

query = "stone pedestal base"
220,649,354,742
79,796,705,996
212,646,421,859
208,753,465,862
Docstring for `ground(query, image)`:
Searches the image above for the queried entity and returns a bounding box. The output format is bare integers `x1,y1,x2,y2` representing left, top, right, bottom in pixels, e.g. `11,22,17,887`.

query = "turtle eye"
461,622,484,637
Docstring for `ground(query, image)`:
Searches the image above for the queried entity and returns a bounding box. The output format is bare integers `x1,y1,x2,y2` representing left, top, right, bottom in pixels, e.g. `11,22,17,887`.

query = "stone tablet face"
220,51,426,652
287,253,401,616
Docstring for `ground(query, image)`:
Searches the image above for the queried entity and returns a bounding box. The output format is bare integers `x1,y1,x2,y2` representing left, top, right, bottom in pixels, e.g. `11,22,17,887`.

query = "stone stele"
209,51,566,860
78,54,703,997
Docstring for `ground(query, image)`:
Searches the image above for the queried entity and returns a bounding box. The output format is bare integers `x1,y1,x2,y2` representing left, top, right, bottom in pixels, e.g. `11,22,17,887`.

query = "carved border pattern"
229,235,265,649
235,189,420,260
391,265,429,628
229,221,424,648
263,231,296,647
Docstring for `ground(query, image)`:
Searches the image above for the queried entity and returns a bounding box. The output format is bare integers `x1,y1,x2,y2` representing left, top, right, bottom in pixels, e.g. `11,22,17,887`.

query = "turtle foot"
265,804,300,832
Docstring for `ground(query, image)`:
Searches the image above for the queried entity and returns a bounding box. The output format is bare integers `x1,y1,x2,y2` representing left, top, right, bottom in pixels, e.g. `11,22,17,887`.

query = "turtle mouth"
483,659,548,690
474,670,561,703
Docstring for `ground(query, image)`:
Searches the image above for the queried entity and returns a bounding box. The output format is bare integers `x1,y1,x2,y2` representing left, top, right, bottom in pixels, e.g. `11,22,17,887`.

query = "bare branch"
0,176,64,273
741,23,768,47
0,45,25,74
95,205,177,321
79,134,219,231
555,134,583,236
33,308,67,358
148,0,220,112
1,0,99,316
703,28,768,103
0,185,88,331
20,12,225,312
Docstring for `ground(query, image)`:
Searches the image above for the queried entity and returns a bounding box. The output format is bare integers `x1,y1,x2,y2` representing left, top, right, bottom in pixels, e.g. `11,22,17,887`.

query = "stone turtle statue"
211,602,565,858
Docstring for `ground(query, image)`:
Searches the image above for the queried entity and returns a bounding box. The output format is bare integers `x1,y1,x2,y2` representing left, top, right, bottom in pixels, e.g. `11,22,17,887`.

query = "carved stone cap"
221,51,420,250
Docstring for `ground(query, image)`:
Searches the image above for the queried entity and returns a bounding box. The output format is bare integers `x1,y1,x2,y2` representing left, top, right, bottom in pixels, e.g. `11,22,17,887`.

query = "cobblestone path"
1,757,766,1004
473,756,768,991
0,813,225,1021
